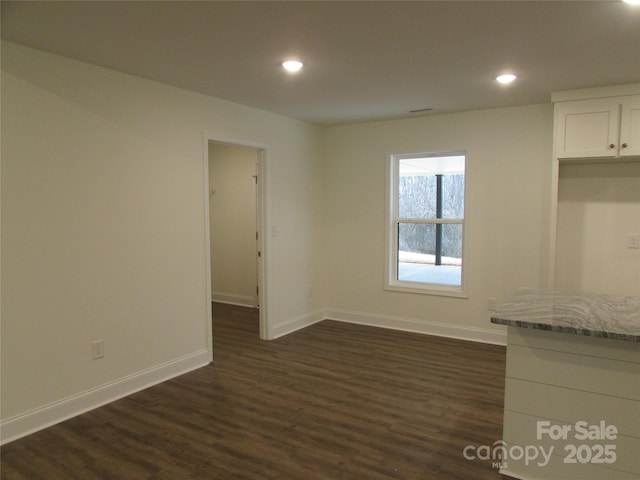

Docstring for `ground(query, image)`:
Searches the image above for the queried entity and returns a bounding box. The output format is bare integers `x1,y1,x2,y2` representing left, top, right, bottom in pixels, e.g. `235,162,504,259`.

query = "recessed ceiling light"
496,73,517,84
622,0,640,5
282,60,304,73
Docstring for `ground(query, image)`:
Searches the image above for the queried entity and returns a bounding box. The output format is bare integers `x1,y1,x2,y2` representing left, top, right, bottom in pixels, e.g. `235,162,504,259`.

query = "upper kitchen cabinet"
552,84,640,160
620,98,640,157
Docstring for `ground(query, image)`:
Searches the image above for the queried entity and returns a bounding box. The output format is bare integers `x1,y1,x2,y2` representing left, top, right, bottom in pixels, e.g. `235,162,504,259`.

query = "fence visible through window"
388,152,466,292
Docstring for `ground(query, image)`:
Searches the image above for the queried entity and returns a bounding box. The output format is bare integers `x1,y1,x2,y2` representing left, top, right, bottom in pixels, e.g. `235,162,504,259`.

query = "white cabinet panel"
501,327,640,479
555,99,619,159
506,345,640,400
507,326,640,363
503,410,640,476
505,378,640,438
621,99,640,157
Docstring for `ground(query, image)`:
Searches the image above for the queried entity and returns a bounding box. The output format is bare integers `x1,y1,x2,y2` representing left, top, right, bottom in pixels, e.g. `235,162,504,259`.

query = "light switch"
628,233,640,249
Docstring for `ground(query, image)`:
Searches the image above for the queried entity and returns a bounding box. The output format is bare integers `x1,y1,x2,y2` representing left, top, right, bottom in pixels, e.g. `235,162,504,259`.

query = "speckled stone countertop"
491,288,640,343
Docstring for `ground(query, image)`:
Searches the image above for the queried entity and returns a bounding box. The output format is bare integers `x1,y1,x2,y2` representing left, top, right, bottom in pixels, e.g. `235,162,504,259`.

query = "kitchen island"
491,288,639,480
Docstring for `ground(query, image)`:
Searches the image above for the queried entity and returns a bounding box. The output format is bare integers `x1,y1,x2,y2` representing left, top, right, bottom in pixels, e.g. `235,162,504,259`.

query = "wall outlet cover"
91,340,105,360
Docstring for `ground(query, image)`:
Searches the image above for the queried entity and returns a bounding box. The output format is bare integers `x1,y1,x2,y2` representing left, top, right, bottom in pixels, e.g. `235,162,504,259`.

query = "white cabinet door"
554,99,620,159
620,98,640,157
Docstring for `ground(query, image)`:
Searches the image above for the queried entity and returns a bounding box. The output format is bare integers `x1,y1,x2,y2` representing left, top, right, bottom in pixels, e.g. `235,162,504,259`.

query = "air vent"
409,108,433,114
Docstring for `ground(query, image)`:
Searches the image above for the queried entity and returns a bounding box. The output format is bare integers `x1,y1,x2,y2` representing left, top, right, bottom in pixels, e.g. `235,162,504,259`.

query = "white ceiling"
400,156,466,176
2,1,640,126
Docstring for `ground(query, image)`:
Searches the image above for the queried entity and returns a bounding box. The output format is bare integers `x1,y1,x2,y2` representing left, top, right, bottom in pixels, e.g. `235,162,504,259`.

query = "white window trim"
384,150,469,298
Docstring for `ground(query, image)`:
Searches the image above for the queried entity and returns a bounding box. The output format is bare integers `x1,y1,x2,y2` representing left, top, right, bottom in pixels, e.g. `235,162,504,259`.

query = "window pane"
398,157,464,220
441,174,465,219
398,175,436,218
397,223,462,286
441,223,463,259
398,223,436,255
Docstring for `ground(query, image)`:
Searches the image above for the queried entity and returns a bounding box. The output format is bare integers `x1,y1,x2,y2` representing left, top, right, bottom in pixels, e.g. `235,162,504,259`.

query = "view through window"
388,152,466,294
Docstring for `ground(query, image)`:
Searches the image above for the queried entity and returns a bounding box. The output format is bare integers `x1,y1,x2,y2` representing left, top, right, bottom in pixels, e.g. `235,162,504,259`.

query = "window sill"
385,281,468,298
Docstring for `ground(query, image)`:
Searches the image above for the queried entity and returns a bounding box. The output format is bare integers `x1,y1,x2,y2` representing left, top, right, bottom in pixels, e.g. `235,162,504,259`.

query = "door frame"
203,133,269,362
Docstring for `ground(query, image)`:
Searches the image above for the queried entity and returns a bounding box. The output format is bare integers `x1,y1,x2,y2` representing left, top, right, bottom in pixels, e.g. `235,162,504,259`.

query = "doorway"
209,143,259,308
204,136,268,361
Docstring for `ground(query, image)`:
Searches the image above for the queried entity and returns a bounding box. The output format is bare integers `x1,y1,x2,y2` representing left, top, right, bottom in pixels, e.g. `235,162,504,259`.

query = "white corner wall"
1,39,558,444
555,162,640,296
324,105,554,342
0,41,325,442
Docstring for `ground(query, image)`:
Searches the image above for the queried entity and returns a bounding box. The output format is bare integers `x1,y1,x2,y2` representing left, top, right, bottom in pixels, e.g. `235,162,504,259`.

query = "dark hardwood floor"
1,303,508,479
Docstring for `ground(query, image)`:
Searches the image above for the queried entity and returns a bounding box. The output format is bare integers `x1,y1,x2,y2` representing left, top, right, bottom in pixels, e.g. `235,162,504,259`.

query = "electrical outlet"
628,233,640,249
92,340,104,360
488,298,497,311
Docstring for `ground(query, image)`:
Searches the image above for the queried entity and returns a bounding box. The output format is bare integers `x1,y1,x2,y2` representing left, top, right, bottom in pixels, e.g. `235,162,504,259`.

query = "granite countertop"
491,288,640,342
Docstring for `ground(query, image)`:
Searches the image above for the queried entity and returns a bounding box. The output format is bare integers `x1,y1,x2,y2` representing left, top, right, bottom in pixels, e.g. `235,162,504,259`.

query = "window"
386,151,467,296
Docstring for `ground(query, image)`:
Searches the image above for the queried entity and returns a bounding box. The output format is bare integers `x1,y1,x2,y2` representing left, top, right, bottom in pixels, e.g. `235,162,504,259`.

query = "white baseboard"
211,291,256,308
0,349,210,445
270,309,325,340
325,308,507,346
498,467,523,479
1,309,504,445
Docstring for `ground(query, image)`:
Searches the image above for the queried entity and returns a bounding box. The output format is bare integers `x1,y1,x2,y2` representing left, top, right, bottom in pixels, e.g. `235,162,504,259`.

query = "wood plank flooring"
1,303,508,479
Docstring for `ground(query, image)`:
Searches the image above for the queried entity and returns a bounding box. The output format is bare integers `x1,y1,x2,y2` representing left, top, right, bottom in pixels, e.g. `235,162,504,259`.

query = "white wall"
0,41,325,439
209,143,258,307
323,105,554,341
555,162,640,296
0,40,559,443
